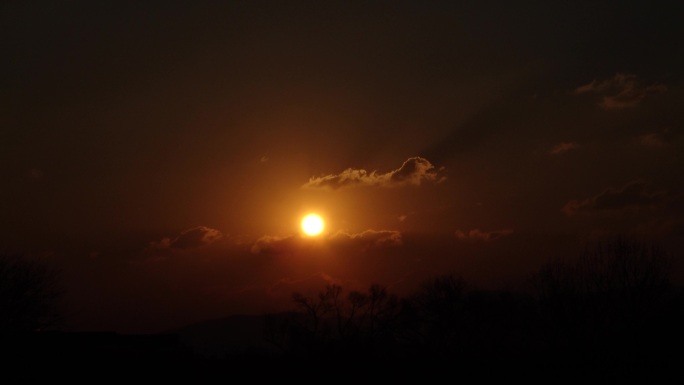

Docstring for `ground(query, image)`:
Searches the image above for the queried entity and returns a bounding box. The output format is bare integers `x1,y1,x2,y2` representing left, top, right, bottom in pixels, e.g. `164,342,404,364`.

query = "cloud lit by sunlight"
302,157,445,190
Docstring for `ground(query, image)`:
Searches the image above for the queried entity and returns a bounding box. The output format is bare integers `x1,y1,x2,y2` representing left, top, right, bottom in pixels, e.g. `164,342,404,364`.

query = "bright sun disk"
301,214,324,236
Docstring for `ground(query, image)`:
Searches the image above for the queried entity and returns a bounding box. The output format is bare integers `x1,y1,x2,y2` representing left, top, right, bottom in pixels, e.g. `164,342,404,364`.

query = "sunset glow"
3,4,683,375
301,214,324,236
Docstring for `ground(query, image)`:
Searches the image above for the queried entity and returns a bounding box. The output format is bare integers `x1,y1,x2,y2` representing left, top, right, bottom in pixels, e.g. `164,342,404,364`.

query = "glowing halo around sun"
301,214,325,236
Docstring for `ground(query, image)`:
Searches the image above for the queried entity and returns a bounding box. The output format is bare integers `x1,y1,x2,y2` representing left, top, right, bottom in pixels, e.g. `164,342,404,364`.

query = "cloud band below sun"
251,229,402,254
302,157,445,190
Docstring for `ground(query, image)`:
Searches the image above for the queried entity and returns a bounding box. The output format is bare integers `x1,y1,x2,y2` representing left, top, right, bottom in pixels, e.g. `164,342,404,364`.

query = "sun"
301,214,325,236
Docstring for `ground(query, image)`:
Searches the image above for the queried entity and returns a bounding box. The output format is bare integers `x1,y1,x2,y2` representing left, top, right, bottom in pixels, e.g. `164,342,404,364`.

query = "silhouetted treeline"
3,239,683,379
264,237,684,379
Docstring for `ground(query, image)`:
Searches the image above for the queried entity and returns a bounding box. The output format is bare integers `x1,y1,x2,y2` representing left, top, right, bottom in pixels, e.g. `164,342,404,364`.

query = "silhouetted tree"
406,274,538,362
407,274,467,354
532,236,671,318
528,236,675,370
0,254,62,331
260,238,681,377
265,283,403,359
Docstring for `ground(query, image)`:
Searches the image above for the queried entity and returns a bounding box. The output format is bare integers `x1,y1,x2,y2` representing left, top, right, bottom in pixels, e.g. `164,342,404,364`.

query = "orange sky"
2,0,683,333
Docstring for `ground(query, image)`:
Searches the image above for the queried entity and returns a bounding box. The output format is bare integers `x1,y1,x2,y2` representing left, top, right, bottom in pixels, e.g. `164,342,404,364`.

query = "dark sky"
2,0,683,333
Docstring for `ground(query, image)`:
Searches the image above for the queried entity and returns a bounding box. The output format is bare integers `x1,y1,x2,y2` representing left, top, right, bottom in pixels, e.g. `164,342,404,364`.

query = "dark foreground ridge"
2,322,682,382
2,238,684,380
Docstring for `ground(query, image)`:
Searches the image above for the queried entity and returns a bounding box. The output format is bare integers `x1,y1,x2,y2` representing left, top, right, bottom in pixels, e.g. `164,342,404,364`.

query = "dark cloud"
574,73,667,110
302,157,444,190
549,142,578,155
150,226,223,250
562,180,667,216
388,157,444,186
455,228,514,242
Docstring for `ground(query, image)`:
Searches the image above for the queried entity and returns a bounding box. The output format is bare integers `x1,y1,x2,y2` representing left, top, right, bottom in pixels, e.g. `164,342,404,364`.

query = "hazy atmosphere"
2,0,683,335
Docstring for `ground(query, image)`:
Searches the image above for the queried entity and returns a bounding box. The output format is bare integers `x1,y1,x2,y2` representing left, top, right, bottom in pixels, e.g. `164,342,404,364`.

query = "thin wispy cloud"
455,228,513,241
149,226,224,250
634,131,675,148
549,142,579,155
28,168,44,180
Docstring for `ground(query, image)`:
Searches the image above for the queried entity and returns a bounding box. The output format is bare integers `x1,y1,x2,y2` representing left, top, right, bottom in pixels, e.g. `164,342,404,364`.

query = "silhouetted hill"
169,313,285,358
1,330,195,376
